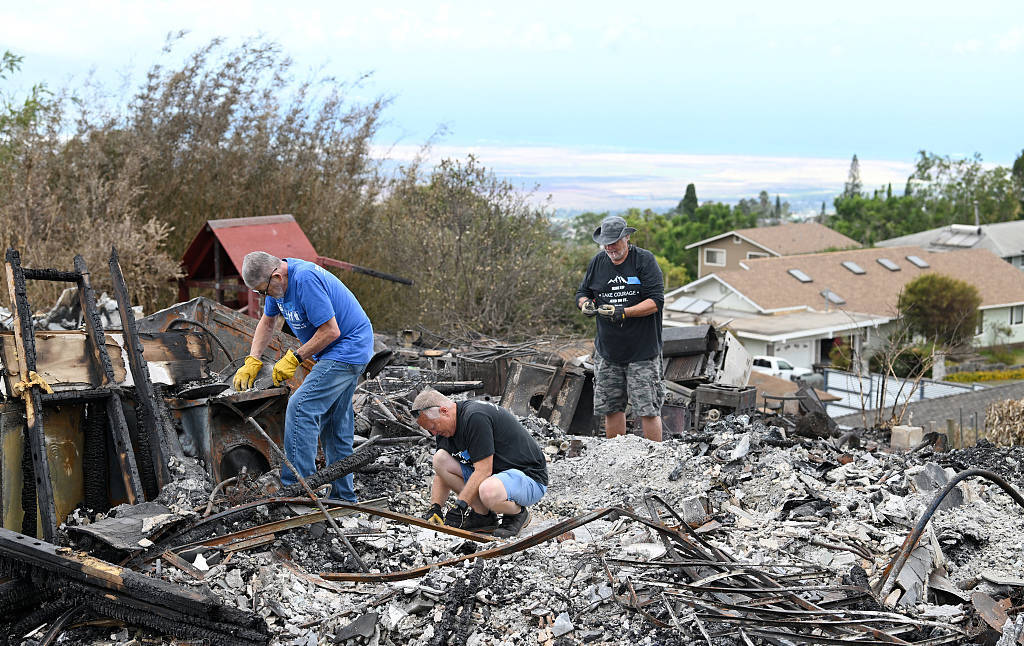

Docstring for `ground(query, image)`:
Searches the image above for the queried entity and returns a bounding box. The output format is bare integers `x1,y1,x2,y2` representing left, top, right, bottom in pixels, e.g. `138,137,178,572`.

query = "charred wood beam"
110,247,169,495
275,440,383,499
74,254,144,504
21,268,80,283
316,255,413,285
0,527,270,645
4,248,58,541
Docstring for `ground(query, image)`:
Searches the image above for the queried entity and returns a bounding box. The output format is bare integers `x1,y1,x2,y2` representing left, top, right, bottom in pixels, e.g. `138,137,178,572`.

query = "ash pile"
2,270,1024,645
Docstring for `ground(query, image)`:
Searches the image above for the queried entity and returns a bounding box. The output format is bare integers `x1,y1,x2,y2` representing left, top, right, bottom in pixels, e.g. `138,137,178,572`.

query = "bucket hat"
592,215,637,245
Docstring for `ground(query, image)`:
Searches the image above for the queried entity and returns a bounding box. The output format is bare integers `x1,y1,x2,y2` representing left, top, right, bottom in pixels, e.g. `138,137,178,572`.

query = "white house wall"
978,306,1024,345
773,340,815,369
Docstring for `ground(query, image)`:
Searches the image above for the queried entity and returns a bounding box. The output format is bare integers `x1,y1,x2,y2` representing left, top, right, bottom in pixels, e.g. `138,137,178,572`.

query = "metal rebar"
875,468,1024,599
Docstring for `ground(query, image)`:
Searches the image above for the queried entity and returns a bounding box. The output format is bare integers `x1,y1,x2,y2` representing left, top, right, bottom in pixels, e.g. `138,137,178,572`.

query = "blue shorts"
459,464,547,507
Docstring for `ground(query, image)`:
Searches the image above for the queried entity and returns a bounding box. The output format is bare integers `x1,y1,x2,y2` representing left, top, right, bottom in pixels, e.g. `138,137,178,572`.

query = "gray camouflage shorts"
592,354,665,417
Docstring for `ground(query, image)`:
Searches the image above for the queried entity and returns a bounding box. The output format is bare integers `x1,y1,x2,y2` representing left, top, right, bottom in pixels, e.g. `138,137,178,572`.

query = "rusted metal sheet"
500,361,585,431
0,404,84,534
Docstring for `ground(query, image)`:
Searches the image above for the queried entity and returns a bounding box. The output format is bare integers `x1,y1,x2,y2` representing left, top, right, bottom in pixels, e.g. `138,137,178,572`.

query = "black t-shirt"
575,245,664,363
436,401,549,486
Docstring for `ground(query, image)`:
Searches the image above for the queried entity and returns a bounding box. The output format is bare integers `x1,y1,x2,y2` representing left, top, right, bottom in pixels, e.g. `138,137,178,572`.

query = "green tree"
363,156,575,335
1012,149,1024,213
907,151,1019,224
897,274,981,348
679,183,698,217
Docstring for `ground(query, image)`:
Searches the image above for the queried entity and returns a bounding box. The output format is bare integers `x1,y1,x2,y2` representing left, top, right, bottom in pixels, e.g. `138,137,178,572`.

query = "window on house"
906,255,930,268
704,248,726,266
842,261,865,274
821,289,846,305
876,258,901,271
1011,305,1024,325
788,269,812,283
747,252,768,259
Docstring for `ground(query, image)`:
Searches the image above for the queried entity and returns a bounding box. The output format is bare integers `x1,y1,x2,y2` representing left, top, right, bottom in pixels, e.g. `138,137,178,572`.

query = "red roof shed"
179,214,411,318
179,214,319,317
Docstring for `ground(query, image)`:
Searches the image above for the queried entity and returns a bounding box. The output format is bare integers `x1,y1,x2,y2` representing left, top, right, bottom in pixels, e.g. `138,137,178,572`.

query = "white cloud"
996,26,1024,53
376,144,915,211
952,39,982,55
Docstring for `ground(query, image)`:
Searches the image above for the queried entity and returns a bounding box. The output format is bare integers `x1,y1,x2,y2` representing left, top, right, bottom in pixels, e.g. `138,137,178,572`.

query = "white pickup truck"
751,356,813,382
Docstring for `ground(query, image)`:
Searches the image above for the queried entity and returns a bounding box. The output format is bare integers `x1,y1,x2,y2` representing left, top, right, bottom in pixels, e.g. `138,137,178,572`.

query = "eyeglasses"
253,272,275,297
411,405,439,417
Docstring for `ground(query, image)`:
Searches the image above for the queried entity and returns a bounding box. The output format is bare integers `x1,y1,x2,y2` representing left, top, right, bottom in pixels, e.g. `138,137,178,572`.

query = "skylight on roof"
842,261,865,275
788,269,812,283
821,289,846,305
906,255,930,268
876,258,900,271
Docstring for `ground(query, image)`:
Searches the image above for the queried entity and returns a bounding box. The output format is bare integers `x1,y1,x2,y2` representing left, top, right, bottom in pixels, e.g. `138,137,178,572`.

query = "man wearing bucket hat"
575,215,665,441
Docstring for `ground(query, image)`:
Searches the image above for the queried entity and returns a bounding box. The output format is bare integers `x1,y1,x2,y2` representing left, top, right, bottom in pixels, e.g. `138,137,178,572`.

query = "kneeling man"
413,388,548,538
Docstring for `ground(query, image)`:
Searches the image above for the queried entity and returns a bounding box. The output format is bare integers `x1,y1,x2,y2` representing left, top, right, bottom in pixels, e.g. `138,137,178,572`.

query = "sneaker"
494,507,531,538
460,510,499,532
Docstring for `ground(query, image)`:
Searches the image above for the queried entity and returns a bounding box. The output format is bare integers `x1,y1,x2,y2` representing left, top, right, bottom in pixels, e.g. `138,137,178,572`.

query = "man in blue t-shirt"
234,251,374,502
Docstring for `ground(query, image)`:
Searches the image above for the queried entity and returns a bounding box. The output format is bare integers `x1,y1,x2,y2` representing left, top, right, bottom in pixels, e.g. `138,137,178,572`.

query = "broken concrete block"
335,612,378,642
891,425,924,451
913,462,964,510
552,612,574,637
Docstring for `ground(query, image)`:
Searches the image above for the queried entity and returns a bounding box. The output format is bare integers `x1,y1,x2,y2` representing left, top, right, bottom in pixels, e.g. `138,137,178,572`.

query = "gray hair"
411,388,453,412
241,251,281,289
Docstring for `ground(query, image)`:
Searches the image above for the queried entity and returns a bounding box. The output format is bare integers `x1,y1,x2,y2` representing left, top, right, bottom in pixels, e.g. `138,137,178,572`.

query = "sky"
3,1,1023,213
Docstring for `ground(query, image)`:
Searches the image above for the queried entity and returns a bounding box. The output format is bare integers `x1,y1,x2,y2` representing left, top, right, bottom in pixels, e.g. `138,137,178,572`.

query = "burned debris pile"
2,248,1024,645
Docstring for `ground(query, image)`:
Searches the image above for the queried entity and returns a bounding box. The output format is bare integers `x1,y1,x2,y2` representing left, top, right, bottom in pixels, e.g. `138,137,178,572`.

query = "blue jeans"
281,360,365,502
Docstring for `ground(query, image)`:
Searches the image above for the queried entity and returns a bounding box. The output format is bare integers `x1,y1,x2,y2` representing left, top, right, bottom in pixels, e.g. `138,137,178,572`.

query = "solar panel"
906,255,930,268
684,299,712,314
667,296,713,314
821,289,846,305
876,258,900,271
666,296,696,312
788,269,812,283
842,261,865,275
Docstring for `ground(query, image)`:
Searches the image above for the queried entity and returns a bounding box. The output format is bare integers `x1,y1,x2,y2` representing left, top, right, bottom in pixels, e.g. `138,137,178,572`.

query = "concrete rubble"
1,277,1023,643
14,402,1021,645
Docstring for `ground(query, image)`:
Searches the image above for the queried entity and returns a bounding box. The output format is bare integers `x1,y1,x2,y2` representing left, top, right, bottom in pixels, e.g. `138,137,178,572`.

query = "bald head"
412,388,457,437
412,388,453,413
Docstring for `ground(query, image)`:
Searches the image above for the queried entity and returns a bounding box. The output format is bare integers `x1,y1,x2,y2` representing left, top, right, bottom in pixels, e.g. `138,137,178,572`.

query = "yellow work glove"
232,356,263,391
272,350,302,386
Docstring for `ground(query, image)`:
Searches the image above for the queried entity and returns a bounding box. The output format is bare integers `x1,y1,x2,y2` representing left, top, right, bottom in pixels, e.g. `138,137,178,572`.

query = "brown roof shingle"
734,222,860,256
709,246,1024,315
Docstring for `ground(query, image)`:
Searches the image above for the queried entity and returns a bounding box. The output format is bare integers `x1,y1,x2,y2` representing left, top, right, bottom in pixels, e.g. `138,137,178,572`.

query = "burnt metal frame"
4,248,145,542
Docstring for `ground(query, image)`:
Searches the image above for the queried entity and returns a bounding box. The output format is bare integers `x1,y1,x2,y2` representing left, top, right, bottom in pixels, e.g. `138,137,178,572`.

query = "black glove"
580,298,597,317
598,304,626,324
444,500,469,528
424,503,444,525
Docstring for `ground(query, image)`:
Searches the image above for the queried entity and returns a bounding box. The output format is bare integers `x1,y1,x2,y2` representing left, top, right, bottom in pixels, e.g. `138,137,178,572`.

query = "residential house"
686,222,860,278
876,221,1024,269
665,246,1024,369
